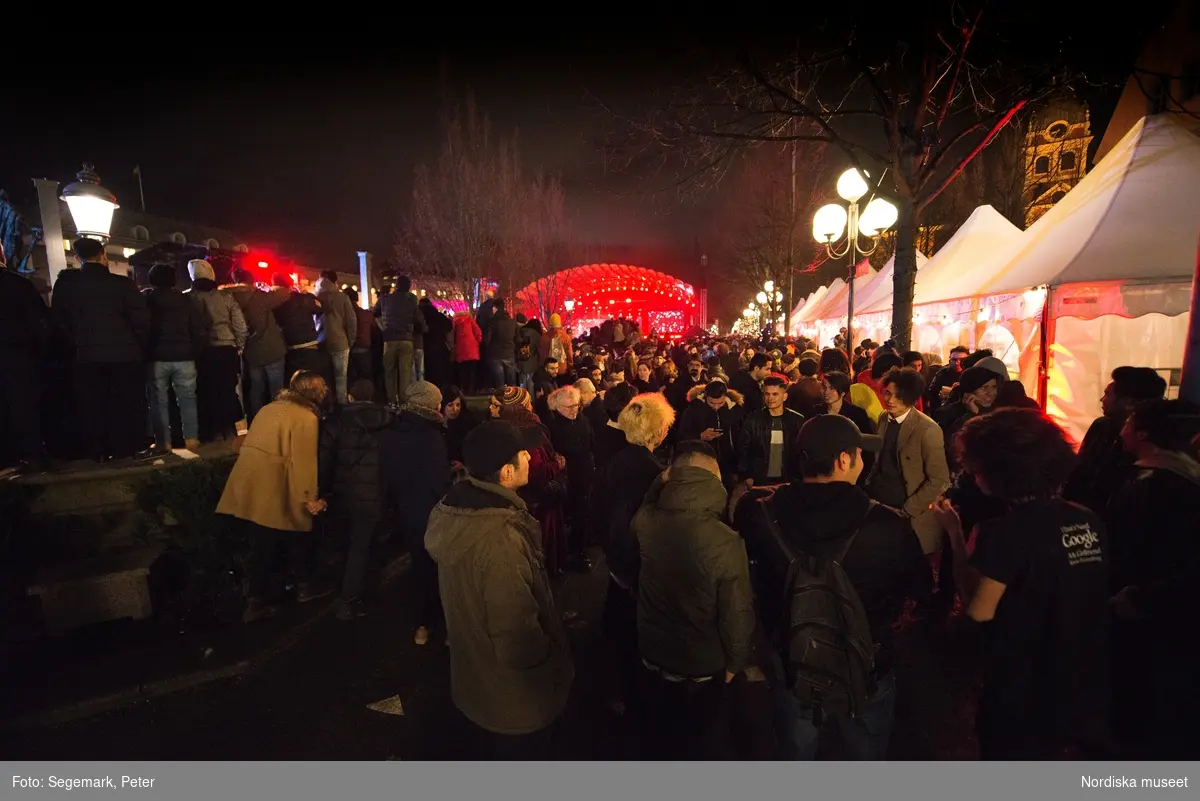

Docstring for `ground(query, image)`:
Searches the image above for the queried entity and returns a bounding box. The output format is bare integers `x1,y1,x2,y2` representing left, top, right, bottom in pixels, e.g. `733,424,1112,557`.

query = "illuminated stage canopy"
515,263,698,337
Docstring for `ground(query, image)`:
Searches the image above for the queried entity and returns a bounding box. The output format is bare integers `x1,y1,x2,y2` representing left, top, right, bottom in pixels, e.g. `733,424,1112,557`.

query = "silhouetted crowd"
3,254,1197,761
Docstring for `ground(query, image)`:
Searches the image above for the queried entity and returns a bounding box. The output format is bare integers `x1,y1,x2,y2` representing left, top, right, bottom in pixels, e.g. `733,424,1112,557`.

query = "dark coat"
634,467,756,676
677,386,745,473
143,286,208,362
597,441,663,589
737,407,806,485
51,263,149,363
0,268,50,350
516,324,541,374
484,310,520,361
729,370,763,413
225,285,288,368
421,303,452,353
760,480,929,679
379,406,452,542
374,291,427,342
424,477,573,735
274,291,321,348
546,410,595,505
318,401,396,523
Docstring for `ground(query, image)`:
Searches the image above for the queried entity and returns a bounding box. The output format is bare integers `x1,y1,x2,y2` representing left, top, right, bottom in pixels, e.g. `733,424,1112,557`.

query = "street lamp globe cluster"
813,167,898,357
748,279,785,336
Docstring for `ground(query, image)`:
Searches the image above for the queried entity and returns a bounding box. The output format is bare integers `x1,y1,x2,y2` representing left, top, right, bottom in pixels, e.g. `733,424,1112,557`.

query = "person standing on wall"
373,275,427,406
52,238,152,463
314,270,358,404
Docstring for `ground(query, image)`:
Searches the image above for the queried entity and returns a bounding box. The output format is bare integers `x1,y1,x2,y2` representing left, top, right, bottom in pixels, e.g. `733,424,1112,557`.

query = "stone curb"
4,552,412,730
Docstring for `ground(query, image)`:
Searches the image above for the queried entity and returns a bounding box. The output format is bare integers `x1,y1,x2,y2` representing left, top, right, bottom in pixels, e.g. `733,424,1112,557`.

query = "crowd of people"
3,253,1198,761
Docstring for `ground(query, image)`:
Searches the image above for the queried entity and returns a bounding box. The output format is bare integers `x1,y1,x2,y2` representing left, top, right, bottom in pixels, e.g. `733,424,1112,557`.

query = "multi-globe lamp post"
754,279,785,337
812,168,898,360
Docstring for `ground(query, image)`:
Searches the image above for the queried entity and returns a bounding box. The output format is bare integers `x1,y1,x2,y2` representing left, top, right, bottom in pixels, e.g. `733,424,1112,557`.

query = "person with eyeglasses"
545,385,595,573
927,346,970,414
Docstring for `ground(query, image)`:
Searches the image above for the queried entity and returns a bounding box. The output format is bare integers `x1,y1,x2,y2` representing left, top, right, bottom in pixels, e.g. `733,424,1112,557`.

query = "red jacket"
452,314,482,362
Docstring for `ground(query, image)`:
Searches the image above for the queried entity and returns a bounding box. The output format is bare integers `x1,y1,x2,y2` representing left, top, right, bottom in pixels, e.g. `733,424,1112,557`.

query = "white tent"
799,278,842,323
976,114,1200,295
911,205,1023,306
810,267,877,323
858,250,930,313
843,251,928,347
984,114,1200,441
789,288,821,328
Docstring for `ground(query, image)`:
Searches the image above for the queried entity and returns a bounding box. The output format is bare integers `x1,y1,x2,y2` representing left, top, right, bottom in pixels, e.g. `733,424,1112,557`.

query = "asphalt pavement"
2,548,981,760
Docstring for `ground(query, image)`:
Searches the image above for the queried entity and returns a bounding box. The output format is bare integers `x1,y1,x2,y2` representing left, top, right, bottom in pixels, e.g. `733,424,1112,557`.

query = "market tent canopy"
910,205,1023,306
792,284,830,324
803,278,845,322
975,114,1200,294
856,250,929,314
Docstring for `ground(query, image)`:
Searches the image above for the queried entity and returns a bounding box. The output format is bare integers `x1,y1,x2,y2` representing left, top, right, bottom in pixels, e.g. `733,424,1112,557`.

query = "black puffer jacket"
51,263,150,363
143,286,208,362
484,310,519,361
737,407,805,485
374,290,427,342
596,441,663,589
0,268,50,350
747,480,929,679
274,291,321,348
317,401,396,522
380,405,452,544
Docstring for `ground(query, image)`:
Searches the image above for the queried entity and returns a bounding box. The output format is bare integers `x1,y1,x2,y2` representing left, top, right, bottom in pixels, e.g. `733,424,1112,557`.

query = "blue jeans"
518,370,534,392
149,361,198,445
330,348,350,403
770,650,896,760
246,359,285,422
488,359,517,390
413,348,424,384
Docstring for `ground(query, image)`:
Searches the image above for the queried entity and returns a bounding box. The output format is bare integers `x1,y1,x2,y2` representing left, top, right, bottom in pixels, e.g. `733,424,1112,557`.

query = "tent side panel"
1049,312,1191,444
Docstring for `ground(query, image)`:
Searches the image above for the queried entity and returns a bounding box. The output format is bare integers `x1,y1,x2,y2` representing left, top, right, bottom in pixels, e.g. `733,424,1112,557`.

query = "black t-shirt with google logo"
970,498,1111,750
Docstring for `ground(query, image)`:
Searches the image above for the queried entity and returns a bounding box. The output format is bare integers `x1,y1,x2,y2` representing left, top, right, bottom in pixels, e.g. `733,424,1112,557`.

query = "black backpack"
748,496,876,723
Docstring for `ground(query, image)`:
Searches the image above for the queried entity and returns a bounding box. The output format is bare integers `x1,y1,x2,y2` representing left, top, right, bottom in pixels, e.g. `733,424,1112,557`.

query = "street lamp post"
756,281,785,338
60,163,118,241
563,297,575,333
813,168,898,361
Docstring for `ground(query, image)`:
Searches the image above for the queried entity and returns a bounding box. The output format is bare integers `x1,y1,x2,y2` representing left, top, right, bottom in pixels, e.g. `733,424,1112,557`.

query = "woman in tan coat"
217,371,330,621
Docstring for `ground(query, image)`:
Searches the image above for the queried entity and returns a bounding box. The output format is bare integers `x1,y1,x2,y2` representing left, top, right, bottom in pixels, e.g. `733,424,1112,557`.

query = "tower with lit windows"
1022,94,1094,227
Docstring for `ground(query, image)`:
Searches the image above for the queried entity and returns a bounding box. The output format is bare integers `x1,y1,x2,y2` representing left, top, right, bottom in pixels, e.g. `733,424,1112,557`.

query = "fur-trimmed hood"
686,383,744,407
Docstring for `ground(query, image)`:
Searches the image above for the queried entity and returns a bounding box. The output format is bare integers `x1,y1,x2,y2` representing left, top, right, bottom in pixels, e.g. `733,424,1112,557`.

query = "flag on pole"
133,164,146,211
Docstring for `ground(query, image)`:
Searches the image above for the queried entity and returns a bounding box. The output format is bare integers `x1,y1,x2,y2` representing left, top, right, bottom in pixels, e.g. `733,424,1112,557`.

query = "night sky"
2,16,1162,321
3,37,707,274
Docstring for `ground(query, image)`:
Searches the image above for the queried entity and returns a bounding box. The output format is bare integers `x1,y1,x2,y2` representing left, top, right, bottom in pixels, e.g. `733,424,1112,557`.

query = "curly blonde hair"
619,392,676,449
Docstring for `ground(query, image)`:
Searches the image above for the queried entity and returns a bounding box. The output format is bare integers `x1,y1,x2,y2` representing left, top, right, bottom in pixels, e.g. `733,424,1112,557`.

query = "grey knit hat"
405,380,442,411
187,259,215,281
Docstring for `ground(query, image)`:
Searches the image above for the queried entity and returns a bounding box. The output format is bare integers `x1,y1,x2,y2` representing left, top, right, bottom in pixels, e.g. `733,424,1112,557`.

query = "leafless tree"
507,173,575,320
397,95,522,308
604,5,1082,349
715,141,829,321
399,93,583,318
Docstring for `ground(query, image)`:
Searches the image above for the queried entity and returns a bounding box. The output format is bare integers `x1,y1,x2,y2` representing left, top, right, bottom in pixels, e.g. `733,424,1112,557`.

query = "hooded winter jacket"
188,279,247,349
317,400,395,523
424,478,574,734
142,285,208,362
314,277,358,353
634,466,755,677
757,480,928,678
